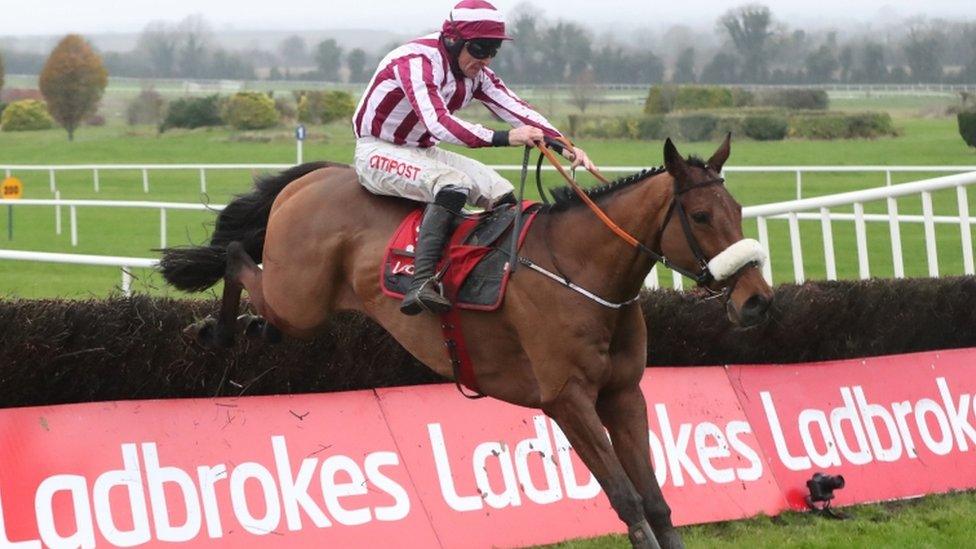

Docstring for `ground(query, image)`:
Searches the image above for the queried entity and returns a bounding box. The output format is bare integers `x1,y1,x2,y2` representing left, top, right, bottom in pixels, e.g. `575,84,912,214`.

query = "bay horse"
159,136,772,549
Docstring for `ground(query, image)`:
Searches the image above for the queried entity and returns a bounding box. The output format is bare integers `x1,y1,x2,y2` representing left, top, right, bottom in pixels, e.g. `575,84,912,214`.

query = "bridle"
516,137,766,308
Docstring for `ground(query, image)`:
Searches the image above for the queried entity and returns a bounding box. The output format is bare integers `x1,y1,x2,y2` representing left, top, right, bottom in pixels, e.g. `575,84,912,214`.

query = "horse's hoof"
184,316,234,349
237,314,283,344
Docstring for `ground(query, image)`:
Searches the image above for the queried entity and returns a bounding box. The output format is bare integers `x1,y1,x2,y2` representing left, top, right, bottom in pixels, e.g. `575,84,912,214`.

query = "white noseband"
707,239,766,282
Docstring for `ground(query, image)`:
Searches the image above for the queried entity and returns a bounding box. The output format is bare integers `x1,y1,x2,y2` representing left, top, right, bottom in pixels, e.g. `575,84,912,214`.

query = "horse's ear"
707,132,732,173
663,137,691,186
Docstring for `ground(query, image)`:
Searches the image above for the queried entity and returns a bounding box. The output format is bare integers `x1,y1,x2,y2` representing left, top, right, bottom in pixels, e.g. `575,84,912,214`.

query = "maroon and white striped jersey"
352,33,562,149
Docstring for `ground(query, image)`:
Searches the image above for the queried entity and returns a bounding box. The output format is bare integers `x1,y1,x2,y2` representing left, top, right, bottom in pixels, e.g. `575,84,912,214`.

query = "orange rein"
535,136,646,250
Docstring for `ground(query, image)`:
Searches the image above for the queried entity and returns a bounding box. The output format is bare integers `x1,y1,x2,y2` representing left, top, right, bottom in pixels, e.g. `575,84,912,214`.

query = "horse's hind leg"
183,243,246,349
597,385,683,549
544,379,660,549
225,241,283,343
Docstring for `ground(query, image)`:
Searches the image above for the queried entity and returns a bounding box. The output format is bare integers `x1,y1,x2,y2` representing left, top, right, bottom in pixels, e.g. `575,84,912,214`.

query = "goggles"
466,39,502,60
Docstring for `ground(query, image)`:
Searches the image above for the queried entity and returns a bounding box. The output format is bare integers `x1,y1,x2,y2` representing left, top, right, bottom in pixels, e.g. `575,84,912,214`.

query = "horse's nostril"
742,294,771,317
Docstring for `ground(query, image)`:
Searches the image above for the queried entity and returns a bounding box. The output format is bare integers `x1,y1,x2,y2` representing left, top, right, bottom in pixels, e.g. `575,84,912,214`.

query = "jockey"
352,0,594,316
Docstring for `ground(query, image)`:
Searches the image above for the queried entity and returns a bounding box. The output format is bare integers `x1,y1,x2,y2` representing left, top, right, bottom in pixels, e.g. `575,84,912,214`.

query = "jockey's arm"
475,69,595,171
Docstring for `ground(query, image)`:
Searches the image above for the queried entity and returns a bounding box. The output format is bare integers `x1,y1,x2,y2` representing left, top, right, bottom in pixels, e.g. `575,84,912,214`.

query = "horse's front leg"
597,384,684,549
543,378,660,549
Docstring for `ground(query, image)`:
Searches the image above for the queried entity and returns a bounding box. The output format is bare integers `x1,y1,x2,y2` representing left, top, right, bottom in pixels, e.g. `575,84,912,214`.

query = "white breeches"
354,136,513,208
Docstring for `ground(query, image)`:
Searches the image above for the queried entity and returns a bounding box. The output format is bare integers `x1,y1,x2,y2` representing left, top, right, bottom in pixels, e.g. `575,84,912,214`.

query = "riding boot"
400,199,459,316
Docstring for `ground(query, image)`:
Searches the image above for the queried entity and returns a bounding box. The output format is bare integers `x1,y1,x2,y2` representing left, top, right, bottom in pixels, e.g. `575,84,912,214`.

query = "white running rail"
4,169,976,296
4,164,976,200
646,170,976,289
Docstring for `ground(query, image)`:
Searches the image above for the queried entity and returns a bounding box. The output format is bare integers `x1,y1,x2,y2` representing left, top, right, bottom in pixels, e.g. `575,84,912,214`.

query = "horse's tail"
159,161,340,292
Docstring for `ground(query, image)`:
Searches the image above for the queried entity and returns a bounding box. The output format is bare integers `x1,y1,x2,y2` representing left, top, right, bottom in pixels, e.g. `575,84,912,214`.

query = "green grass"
1,92,975,298
539,491,976,549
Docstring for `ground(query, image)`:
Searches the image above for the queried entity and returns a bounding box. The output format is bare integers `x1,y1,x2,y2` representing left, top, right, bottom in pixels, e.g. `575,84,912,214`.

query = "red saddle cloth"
380,201,539,311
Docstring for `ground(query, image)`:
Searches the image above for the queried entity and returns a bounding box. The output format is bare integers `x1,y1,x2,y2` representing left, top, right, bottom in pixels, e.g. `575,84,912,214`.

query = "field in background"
1,86,975,297
537,491,976,549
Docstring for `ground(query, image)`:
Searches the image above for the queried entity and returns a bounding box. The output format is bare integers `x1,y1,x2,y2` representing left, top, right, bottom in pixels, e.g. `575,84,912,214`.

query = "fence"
3,168,976,296
645,169,976,289
5,163,976,201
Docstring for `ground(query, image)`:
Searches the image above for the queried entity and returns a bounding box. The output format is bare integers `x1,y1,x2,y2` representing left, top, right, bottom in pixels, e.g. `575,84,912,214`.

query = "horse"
159,135,772,549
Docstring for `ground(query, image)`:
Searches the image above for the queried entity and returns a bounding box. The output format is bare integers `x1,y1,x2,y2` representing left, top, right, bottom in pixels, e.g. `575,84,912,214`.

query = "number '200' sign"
1,177,23,199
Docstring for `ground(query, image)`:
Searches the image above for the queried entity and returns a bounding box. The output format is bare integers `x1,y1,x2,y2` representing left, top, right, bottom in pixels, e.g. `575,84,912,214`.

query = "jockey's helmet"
442,0,512,41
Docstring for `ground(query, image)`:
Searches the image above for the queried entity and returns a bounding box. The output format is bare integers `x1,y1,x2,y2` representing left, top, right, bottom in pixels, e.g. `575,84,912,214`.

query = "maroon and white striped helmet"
442,0,512,41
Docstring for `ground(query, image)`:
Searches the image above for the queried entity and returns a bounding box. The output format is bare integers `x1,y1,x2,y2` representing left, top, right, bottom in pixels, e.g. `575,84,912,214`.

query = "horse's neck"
548,174,674,302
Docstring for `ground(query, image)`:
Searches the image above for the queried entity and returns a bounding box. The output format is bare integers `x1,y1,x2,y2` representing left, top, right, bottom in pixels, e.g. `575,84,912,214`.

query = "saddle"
381,201,540,311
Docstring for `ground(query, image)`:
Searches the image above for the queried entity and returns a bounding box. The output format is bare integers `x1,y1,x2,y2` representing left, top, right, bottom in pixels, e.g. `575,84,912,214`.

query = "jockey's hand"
563,146,596,172
509,126,545,146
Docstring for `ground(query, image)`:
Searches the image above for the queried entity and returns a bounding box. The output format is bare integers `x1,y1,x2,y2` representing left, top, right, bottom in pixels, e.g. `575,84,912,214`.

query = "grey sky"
2,0,974,37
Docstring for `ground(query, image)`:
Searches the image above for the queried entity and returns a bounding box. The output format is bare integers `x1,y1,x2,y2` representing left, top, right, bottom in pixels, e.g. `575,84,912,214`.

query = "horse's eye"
691,212,711,224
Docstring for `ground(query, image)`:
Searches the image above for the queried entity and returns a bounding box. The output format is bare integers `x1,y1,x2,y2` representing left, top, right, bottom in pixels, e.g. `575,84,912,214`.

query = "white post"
788,212,804,283
921,191,938,277
885,170,892,187
93,169,100,193
49,169,56,193
142,169,149,193
3,169,9,178
887,197,904,278
757,216,772,284
853,202,869,279
671,269,683,290
958,185,974,275
160,208,167,249
297,139,304,165
199,168,207,194
122,267,133,297
795,170,802,200
55,190,62,236
70,205,78,247
644,264,659,289
820,207,837,280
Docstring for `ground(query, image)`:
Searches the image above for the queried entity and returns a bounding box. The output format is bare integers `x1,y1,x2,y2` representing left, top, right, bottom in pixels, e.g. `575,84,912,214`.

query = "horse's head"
658,135,773,327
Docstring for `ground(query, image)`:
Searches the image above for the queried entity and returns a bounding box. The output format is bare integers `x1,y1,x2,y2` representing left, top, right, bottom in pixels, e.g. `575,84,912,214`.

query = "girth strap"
440,306,486,399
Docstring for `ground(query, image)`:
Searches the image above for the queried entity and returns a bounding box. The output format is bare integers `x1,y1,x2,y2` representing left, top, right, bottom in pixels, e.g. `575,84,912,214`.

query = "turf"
536,491,976,549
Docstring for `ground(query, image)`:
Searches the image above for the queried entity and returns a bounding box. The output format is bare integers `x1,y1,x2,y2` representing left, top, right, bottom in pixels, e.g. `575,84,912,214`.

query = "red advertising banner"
375,367,784,549
729,348,976,509
3,350,976,547
0,392,438,548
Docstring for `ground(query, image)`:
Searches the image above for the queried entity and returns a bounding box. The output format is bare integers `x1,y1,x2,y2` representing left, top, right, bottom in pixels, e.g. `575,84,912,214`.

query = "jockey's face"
458,39,499,78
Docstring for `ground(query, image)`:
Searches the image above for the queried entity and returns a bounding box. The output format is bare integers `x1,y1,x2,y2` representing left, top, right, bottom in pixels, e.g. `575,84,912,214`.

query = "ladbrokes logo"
0,436,409,548
426,411,764,513
760,377,976,469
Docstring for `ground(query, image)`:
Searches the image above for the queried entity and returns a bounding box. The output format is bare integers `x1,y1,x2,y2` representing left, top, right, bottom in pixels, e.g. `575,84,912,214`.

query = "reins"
533,137,723,287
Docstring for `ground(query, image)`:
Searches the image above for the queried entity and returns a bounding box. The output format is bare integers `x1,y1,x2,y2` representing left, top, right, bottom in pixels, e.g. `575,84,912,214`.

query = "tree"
805,45,838,83
210,49,256,79
278,35,308,67
903,28,945,83
672,47,696,83
540,22,592,82
859,42,887,83
720,4,773,83
700,52,738,84
0,50,5,95
39,35,108,141
838,46,854,83
502,8,544,84
963,28,976,83
176,15,212,79
568,69,600,113
314,39,343,81
136,21,179,78
347,48,369,83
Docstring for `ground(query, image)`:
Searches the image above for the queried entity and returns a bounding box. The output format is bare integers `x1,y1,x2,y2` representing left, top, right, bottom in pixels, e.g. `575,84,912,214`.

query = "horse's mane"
543,166,664,213
542,155,711,213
